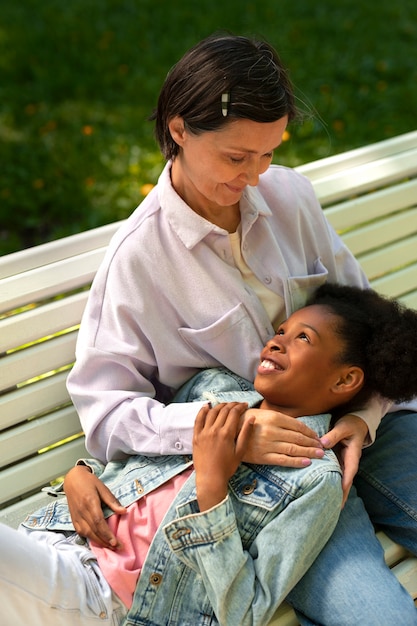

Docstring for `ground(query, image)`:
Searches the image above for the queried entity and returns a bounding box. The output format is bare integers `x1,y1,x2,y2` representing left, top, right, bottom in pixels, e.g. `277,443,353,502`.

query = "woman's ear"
168,116,186,147
332,367,364,398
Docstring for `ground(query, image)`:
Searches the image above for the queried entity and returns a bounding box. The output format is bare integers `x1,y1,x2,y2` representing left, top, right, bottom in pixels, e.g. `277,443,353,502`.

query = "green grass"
1,0,416,254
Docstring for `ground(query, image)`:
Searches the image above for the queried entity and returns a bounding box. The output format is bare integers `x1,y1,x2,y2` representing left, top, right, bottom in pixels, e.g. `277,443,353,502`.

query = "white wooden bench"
1,130,416,623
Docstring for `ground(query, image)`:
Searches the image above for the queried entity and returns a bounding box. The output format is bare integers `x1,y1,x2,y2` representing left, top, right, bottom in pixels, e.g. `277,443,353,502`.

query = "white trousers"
0,522,126,626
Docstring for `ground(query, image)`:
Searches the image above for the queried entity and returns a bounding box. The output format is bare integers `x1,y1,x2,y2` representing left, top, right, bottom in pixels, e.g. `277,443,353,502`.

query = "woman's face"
169,116,288,217
254,305,353,417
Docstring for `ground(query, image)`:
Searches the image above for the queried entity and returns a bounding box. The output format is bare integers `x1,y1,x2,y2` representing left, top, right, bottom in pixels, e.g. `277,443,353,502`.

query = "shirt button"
150,573,163,586
174,441,183,450
264,276,272,284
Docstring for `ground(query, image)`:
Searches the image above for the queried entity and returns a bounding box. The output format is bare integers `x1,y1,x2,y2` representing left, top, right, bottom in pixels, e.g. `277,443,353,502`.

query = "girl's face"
169,116,288,218
255,305,351,417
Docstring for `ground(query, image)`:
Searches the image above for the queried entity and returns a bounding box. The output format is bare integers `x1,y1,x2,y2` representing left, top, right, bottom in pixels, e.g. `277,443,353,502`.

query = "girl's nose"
267,337,285,352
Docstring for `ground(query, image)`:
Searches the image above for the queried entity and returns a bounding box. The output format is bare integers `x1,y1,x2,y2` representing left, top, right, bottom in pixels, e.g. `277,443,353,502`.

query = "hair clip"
221,92,230,117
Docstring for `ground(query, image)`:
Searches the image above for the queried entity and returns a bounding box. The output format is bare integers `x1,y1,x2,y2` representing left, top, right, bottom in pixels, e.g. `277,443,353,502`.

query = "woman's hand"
240,408,325,467
64,465,127,549
193,402,254,511
320,414,369,506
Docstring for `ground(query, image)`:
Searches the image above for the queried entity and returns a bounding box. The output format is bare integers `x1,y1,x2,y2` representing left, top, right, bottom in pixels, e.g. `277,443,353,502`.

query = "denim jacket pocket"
229,464,290,511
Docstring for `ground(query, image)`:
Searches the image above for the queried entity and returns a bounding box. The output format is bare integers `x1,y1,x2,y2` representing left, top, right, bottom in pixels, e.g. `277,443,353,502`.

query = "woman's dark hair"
307,283,417,411
150,33,298,159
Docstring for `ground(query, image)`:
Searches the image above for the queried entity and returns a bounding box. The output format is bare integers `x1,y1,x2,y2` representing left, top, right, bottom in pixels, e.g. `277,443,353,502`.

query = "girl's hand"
193,402,254,511
64,465,126,549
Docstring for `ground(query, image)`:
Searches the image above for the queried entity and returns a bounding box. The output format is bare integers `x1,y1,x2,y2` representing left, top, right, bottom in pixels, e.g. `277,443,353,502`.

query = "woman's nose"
245,167,259,186
239,160,261,186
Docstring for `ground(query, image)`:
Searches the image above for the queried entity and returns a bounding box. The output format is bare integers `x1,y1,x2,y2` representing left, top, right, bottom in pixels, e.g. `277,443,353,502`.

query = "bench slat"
0,373,70,430
371,263,417,300
0,406,82,468
358,235,417,281
343,207,417,257
311,149,417,206
324,179,417,232
400,291,417,310
0,221,122,279
297,131,417,181
268,602,298,626
0,332,77,392
0,437,87,506
0,248,106,314
391,558,417,599
0,291,86,354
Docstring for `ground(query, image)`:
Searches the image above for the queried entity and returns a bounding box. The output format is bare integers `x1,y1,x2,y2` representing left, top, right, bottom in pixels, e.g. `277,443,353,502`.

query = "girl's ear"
168,116,186,146
332,367,364,398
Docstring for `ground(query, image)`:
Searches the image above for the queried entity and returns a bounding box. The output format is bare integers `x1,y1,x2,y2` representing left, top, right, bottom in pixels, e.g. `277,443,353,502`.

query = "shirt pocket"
178,302,264,369
284,257,329,314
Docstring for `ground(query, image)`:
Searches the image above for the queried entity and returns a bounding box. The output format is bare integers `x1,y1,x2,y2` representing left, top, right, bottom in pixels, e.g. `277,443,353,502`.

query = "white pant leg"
0,522,126,626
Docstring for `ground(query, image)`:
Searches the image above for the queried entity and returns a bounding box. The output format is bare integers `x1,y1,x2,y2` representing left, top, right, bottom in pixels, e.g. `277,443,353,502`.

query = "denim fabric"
356,410,417,556
21,368,342,626
284,409,417,625
18,369,417,625
286,482,417,625
172,365,264,408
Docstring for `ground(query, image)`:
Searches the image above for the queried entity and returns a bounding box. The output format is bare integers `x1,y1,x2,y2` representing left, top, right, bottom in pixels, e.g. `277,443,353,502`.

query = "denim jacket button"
150,573,163,586
242,479,257,495
172,527,191,539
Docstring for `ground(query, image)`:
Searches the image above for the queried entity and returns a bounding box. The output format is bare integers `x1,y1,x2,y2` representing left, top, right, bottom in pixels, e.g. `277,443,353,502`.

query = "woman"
3,283,417,625
65,34,417,623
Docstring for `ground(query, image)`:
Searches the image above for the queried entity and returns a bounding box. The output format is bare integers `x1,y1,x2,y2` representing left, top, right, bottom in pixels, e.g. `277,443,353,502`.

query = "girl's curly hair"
307,283,417,410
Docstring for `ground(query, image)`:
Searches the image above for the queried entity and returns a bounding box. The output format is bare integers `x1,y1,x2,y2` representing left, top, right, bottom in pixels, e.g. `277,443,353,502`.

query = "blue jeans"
356,410,417,556
287,411,417,625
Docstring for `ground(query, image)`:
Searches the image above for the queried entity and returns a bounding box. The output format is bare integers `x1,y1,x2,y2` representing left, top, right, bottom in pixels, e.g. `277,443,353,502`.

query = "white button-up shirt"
67,162,381,462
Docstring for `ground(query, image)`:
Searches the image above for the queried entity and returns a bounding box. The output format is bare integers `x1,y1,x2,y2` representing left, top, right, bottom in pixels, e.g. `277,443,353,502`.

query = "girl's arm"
192,402,254,512
164,404,342,625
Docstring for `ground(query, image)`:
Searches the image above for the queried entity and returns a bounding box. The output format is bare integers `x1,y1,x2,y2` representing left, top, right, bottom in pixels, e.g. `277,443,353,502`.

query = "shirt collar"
157,162,272,249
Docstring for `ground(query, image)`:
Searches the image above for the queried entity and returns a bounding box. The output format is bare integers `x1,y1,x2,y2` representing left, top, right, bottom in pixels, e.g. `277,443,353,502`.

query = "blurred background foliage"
1,0,416,254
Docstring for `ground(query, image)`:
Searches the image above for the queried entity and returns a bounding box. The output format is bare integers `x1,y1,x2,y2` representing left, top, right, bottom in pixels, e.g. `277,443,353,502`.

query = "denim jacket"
23,368,342,626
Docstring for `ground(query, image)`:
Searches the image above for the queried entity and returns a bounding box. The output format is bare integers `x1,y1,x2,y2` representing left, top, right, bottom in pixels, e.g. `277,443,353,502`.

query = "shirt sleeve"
349,394,393,446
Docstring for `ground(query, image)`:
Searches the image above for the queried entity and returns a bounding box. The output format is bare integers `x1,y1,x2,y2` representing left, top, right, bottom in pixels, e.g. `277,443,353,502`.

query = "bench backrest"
1,130,416,526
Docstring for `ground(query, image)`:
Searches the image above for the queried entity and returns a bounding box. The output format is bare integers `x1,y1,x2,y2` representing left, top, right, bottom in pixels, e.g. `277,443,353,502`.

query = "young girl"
2,283,417,625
